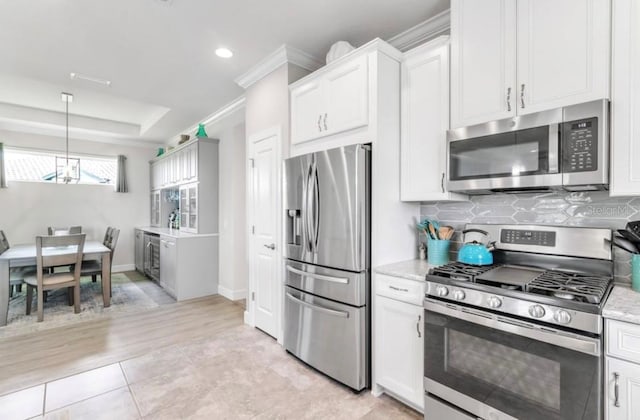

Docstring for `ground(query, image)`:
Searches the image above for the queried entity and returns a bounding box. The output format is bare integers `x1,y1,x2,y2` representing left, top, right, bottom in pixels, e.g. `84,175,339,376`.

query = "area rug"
0,273,160,339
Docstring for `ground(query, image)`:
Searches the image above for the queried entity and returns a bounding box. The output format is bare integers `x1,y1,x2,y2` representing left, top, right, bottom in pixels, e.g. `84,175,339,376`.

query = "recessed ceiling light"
215,48,233,58
70,72,112,87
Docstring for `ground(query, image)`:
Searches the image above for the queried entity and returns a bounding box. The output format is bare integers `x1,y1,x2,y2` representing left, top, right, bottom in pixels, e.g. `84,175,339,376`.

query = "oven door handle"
424,299,601,356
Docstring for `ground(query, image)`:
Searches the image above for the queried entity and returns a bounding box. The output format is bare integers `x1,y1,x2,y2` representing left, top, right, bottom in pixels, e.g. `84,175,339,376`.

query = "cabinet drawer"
606,319,640,364
376,273,425,306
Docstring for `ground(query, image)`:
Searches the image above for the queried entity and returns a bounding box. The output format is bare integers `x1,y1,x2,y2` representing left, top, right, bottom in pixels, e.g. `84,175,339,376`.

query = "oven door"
424,299,602,420
447,108,561,193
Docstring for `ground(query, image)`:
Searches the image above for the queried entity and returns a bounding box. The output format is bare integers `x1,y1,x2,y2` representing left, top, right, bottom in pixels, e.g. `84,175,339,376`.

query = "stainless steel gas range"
423,224,613,420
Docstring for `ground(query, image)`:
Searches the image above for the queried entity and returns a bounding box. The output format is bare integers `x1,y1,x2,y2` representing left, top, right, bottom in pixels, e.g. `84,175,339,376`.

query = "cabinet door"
134,230,144,273
188,185,198,232
189,145,198,180
605,357,640,420
179,187,188,230
290,79,324,145
611,0,640,196
324,54,369,137
517,0,610,114
450,0,517,128
401,39,466,202
150,191,161,227
375,295,424,410
159,238,177,297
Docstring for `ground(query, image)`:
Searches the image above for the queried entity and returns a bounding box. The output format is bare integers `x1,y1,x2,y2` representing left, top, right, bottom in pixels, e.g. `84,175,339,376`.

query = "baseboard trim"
113,264,135,273
218,286,247,301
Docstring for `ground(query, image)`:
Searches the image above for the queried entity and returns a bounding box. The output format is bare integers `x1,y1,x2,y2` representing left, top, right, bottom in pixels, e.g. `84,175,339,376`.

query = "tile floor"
1,324,421,420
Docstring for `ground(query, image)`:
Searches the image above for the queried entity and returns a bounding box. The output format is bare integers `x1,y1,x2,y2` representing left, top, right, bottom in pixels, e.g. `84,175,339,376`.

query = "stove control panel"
500,229,556,247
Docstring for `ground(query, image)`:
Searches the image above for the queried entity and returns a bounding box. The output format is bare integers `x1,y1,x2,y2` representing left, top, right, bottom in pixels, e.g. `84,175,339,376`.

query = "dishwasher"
143,232,160,282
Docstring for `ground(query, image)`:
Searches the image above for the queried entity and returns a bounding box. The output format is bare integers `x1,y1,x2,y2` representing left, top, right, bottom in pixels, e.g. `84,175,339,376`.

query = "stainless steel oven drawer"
283,286,368,391
285,259,368,307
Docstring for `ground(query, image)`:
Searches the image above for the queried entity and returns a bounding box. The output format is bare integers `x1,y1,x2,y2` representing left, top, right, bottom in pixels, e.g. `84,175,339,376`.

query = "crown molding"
387,9,451,52
234,44,323,89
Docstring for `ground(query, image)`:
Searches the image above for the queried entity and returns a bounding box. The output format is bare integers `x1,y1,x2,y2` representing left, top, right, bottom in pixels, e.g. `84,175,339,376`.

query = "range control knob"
554,310,572,324
528,305,546,318
487,296,502,308
452,290,466,301
436,286,449,297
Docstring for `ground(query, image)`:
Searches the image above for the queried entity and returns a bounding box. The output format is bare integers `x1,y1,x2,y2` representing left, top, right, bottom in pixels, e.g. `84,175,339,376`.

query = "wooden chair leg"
73,285,80,314
92,274,97,283
26,285,33,315
37,288,44,322
67,287,74,306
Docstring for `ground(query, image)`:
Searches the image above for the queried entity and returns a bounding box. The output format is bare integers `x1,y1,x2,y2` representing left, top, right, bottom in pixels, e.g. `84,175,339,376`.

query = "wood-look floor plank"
0,295,244,396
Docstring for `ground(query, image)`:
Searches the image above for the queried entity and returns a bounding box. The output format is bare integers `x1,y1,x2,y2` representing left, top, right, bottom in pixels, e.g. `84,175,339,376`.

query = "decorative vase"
196,123,208,138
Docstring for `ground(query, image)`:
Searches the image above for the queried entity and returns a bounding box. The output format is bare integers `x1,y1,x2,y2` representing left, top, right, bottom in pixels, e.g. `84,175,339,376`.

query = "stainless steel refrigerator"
283,143,370,391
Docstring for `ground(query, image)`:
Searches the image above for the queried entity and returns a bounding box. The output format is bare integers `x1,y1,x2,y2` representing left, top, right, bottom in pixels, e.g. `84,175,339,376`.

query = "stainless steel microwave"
446,100,609,194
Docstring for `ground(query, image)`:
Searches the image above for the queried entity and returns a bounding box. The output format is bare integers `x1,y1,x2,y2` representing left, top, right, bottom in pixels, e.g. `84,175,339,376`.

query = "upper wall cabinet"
291,55,368,145
611,0,640,196
450,0,611,129
400,37,466,202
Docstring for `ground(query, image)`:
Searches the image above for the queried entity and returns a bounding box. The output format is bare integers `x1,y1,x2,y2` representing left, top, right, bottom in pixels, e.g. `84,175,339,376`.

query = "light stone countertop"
603,285,640,324
136,226,219,239
373,259,434,282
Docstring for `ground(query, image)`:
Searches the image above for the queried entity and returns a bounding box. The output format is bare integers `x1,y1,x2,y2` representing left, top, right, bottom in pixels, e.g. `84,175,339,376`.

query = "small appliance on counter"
457,228,495,265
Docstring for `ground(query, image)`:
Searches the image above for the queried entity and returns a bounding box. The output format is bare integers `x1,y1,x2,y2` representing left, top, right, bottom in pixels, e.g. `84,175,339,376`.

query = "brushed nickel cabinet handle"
507,87,512,111
389,285,409,292
317,115,322,132
614,372,620,407
520,84,526,109
323,113,328,131
416,314,422,338
441,172,445,193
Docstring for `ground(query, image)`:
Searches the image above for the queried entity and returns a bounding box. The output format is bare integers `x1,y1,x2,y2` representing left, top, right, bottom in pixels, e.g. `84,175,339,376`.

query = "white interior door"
249,128,281,339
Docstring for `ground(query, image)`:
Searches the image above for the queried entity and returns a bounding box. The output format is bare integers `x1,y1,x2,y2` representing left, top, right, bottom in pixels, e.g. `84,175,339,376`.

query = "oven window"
448,330,561,410
424,310,601,420
449,126,553,180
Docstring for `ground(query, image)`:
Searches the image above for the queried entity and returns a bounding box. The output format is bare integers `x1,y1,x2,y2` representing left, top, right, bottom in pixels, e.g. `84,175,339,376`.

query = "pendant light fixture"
60,92,74,184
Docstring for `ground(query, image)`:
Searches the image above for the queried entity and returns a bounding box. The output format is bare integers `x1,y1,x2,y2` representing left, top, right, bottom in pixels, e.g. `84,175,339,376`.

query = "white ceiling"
0,0,448,146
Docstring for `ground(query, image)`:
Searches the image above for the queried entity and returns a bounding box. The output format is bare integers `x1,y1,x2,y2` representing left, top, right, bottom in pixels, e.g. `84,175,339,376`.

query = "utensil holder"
427,239,450,267
633,254,640,292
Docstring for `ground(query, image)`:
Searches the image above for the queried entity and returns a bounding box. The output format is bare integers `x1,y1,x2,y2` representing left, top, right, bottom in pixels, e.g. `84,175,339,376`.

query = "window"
4,148,117,185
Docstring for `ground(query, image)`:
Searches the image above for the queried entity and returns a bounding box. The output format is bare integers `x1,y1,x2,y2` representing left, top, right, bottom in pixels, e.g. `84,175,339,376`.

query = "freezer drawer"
285,260,368,307
284,286,369,391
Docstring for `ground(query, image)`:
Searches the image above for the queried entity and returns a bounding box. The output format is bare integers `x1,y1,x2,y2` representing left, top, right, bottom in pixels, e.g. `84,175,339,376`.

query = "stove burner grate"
430,262,497,282
528,271,612,304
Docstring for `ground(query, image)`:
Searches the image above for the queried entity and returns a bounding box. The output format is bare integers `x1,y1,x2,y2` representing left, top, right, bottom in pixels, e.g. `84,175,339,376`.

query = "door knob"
264,243,276,250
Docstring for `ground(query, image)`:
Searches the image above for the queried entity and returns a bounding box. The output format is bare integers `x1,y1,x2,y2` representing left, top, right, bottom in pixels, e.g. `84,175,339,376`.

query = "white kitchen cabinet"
290,80,324,145
605,318,640,420
401,37,466,202
290,55,368,145
374,273,425,411
152,232,218,301
134,229,144,273
450,0,610,128
159,236,177,297
516,0,610,114
450,0,517,128
611,0,640,196
179,182,198,233
150,190,161,227
148,138,218,233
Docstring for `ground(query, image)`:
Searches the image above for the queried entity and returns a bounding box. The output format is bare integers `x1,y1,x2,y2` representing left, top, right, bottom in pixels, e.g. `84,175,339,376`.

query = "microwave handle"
548,123,560,173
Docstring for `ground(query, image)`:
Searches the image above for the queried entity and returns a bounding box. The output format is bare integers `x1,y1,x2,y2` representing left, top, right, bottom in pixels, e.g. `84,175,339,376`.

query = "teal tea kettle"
457,229,496,265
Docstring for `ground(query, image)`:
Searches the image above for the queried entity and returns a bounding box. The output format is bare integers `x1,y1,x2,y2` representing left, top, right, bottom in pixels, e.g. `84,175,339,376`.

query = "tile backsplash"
420,191,640,285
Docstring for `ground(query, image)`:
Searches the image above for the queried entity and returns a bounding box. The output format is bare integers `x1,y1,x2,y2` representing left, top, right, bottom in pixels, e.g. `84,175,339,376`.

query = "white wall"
0,130,154,270
203,109,247,300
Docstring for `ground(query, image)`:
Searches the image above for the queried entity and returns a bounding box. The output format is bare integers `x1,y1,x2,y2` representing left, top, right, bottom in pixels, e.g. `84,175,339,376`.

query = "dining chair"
0,230,36,298
48,226,82,236
25,234,86,322
75,227,119,297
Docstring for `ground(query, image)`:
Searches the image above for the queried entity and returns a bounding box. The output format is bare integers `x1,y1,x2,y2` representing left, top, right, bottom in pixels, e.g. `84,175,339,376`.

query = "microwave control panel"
500,229,557,247
562,117,598,173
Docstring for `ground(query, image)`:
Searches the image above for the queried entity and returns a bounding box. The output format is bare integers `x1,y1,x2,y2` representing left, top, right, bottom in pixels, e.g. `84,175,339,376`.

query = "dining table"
0,241,111,326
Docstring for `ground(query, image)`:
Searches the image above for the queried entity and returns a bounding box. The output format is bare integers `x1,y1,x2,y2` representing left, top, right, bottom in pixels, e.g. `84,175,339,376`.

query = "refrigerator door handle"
311,161,320,251
286,265,349,284
286,292,350,318
305,161,315,253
